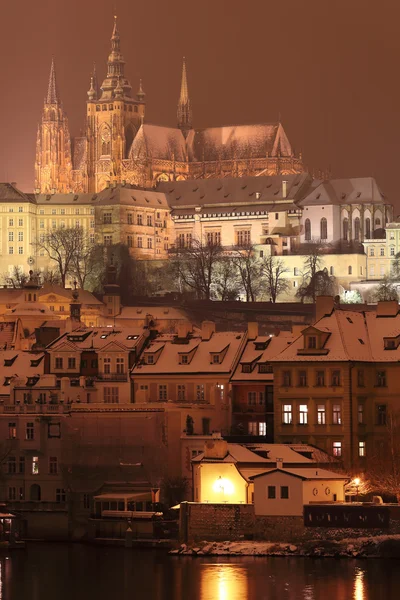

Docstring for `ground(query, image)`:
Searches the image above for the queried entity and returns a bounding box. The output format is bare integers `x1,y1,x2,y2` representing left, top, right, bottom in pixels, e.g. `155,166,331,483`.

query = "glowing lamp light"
354,477,361,486
213,476,234,495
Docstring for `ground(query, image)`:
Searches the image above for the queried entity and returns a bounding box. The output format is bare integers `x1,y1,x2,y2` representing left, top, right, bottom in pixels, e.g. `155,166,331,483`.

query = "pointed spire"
87,76,96,101
177,57,192,136
46,57,60,105
179,57,189,104
92,62,99,98
137,78,145,102
100,15,131,99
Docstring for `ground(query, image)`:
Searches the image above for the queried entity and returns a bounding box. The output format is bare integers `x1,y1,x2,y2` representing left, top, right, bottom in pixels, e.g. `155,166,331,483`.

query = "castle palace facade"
35,17,304,194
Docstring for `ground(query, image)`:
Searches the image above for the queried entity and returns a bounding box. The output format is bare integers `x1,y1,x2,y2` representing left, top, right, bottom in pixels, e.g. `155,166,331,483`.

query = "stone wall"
181,502,400,543
181,503,254,542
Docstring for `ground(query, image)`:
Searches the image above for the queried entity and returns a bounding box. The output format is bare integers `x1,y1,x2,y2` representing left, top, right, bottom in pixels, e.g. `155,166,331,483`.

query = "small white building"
252,467,348,516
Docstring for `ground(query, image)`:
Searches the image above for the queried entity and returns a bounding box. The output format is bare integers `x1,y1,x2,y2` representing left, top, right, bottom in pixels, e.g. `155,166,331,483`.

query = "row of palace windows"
292,266,359,277
96,104,139,112
7,455,58,475
369,246,396,257
103,212,166,227
281,368,387,388
7,421,60,441
141,383,225,402
37,208,94,215
7,486,66,503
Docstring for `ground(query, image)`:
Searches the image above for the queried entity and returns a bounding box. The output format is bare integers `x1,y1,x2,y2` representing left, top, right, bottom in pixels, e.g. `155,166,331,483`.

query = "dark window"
331,370,341,386
298,370,307,387
202,418,210,435
377,404,387,426
19,457,25,474
55,357,63,369
365,218,371,239
316,371,325,386
307,336,317,349
305,218,311,241
376,371,387,387
8,422,16,439
354,217,360,241
320,218,327,240
103,212,112,224
68,357,76,370
26,422,34,440
357,369,365,387
280,486,289,499
48,422,61,439
7,456,16,474
282,371,291,387
267,486,276,499
343,218,349,241
56,489,66,503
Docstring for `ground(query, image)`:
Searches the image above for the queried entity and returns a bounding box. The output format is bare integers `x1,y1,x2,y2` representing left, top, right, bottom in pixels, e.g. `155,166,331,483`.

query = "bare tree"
295,242,335,302
261,255,290,302
170,238,224,300
1,266,30,288
35,227,87,287
212,257,241,300
231,244,263,302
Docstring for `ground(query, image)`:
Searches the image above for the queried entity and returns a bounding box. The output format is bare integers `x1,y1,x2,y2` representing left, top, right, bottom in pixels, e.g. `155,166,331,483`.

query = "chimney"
291,324,304,339
177,322,192,338
376,300,399,317
315,296,335,321
201,321,216,341
204,438,228,460
247,322,259,340
282,180,288,199
276,458,283,469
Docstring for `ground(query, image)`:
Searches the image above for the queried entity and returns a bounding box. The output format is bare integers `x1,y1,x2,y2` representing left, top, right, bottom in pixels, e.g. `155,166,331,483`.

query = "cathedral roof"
299,177,387,207
187,122,293,161
129,122,294,164
129,124,187,162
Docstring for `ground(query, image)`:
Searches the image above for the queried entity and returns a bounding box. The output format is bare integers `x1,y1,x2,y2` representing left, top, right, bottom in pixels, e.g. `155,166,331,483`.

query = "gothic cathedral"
35,17,305,194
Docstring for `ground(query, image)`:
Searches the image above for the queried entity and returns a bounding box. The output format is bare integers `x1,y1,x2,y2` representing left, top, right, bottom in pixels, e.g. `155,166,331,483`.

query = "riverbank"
170,535,400,558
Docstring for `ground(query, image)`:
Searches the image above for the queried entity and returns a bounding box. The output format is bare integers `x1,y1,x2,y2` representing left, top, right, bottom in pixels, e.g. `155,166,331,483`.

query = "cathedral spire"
177,57,192,136
46,57,60,105
92,62,99,98
100,15,131,99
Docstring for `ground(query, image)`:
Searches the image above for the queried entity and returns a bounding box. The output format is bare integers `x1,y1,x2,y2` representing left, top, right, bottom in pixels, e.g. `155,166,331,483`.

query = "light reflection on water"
200,564,248,600
354,567,365,600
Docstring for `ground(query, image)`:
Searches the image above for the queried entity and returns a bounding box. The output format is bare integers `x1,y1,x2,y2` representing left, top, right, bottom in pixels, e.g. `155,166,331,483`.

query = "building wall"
254,471,303,516
193,462,248,504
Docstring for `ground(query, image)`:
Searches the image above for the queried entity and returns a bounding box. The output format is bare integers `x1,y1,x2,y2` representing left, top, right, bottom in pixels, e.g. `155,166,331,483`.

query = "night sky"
1,0,399,208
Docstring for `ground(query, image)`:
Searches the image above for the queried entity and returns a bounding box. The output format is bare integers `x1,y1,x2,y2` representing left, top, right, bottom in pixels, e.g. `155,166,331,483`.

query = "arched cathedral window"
343,218,349,241
320,218,327,240
365,218,371,239
305,219,311,241
354,217,360,241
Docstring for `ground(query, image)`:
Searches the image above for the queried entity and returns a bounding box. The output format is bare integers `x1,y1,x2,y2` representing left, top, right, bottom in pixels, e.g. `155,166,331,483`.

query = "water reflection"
354,567,365,600
200,564,248,600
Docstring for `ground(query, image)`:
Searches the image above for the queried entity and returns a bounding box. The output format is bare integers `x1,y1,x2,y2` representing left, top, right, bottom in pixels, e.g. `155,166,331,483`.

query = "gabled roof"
129,124,187,162
250,467,348,481
299,177,387,207
0,183,34,203
231,332,293,381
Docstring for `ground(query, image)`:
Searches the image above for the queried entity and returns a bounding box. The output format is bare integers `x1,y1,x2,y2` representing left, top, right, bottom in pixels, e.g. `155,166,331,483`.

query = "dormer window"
384,338,398,350
3,377,11,386
212,355,221,364
242,364,252,373
258,364,272,374
307,336,317,349
180,355,189,365
146,355,154,365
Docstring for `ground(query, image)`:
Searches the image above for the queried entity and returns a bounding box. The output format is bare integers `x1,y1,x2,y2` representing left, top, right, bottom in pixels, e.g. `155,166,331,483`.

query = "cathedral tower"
177,57,192,137
85,16,146,192
34,58,73,194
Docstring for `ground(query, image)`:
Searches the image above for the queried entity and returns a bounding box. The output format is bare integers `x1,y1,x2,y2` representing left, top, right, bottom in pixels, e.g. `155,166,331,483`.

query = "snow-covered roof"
272,304,400,363
250,467,348,481
95,185,170,208
231,332,293,381
133,331,246,375
192,443,330,466
129,124,187,162
118,306,189,321
48,327,148,351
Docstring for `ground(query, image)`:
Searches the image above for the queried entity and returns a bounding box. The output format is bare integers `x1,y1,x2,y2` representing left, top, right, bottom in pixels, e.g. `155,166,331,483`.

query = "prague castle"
34,16,304,194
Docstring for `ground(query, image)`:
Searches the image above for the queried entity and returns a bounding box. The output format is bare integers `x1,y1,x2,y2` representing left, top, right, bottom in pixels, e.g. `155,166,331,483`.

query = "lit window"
299,404,308,424
8,422,16,439
332,442,342,457
282,404,292,424
380,247,385,256
248,392,257,405
390,246,395,257
32,456,39,475
358,441,366,457
258,422,267,436
18,247,23,254
18,231,23,241
333,405,342,425
248,422,258,435
317,405,326,425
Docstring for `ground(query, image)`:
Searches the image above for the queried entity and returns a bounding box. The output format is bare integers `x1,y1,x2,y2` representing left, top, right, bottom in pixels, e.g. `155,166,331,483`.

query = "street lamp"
354,477,360,503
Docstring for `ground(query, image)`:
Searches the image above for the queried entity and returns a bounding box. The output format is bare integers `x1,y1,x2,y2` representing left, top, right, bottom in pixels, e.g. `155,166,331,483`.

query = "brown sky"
0,0,399,208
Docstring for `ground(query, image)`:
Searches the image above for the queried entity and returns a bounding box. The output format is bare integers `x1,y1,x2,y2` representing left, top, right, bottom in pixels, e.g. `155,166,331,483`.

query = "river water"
0,543,398,600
